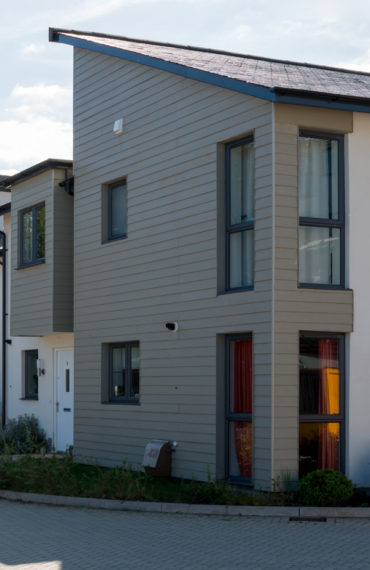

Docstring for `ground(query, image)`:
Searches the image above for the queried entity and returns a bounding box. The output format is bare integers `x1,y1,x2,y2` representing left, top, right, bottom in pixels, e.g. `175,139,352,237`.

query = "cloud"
0,117,72,170
336,50,370,73
0,169,18,176
0,82,72,170
22,43,45,55
12,83,71,105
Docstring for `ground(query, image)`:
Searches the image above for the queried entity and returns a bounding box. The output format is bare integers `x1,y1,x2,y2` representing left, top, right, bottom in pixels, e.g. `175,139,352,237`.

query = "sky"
1,0,370,174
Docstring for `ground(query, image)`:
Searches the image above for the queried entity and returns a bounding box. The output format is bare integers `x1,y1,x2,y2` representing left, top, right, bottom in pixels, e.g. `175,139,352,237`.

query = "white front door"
55,349,74,452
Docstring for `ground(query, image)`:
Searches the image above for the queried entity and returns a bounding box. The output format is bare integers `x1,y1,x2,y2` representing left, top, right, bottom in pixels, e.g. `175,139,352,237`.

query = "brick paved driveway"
0,500,368,569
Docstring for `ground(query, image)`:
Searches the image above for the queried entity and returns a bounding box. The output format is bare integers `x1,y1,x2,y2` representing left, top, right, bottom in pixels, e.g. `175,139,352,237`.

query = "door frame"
53,347,74,452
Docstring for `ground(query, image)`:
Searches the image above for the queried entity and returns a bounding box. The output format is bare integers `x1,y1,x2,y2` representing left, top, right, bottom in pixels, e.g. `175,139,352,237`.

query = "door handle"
63,408,71,412
56,402,59,412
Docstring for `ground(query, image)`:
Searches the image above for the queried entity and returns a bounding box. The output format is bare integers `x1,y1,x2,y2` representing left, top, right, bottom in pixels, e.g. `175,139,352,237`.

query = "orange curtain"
233,339,252,478
318,339,339,470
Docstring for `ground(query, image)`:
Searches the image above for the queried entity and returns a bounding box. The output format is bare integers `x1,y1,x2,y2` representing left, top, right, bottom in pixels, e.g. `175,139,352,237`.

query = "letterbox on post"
142,440,172,477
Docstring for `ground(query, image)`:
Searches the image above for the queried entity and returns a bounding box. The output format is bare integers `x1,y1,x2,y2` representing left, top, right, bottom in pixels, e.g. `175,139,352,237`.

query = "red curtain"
318,339,339,470
233,339,252,478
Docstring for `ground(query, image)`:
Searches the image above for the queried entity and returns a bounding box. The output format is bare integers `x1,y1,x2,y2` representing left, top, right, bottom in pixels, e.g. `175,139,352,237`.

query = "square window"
24,350,38,400
108,342,139,403
20,204,45,266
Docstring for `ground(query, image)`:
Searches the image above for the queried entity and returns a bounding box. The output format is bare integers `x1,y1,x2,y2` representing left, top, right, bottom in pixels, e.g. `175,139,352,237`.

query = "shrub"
0,414,48,455
298,469,353,506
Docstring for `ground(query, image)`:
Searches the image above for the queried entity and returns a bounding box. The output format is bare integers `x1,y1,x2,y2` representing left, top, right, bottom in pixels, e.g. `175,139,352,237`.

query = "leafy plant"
0,414,48,455
298,469,353,506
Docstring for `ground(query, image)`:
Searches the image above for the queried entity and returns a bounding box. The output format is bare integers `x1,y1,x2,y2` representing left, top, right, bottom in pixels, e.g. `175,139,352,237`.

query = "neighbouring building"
3,28,370,491
0,160,74,451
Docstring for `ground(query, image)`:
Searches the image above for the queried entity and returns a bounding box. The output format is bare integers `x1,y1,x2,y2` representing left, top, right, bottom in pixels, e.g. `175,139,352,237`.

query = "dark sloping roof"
50,28,370,112
1,159,73,189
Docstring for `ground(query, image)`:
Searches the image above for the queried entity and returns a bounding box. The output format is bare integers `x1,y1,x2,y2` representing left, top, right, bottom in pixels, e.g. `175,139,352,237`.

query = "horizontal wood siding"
73,48,274,487
272,104,354,483
53,169,74,332
10,168,73,336
11,171,54,336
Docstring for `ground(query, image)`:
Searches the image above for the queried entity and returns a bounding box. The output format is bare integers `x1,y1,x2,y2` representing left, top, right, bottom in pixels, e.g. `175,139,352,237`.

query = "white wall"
348,113,370,486
7,333,74,442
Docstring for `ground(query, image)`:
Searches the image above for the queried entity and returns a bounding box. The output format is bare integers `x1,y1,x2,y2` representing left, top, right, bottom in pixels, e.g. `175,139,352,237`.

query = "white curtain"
299,227,340,285
298,137,338,220
230,142,254,225
229,142,254,288
298,137,340,285
230,230,254,288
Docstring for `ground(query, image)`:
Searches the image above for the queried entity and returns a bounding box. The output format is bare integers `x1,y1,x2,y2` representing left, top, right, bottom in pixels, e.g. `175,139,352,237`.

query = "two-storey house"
0,160,74,451
4,28,370,491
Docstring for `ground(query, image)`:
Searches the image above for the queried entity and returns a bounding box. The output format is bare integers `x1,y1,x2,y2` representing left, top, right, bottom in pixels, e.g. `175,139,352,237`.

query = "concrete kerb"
0,489,370,519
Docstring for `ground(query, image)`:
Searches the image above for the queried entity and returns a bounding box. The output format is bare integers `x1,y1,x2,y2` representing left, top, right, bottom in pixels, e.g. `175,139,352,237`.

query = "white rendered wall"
7,333,74,443
348,113,370,487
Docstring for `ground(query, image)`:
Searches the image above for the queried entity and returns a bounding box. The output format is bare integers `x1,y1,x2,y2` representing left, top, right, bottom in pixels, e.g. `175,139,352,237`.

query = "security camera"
165,322,179,332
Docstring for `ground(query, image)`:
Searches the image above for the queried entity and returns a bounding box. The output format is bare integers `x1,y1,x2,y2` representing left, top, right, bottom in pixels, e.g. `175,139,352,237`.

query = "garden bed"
0,456,368,507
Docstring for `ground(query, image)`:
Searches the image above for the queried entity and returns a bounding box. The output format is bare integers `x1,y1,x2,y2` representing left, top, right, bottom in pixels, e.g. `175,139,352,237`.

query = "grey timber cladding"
10,168,73,336
271,104,353,483
72,47,274,487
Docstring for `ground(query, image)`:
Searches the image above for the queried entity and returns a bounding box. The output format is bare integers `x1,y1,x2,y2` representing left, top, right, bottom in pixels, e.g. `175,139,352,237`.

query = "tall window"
226,137,254,290
108,342,140,403
298,132,344,287
25,350,38,400
20,204,45,266
108,180,127,241
226,335,253,483
299,334,344,478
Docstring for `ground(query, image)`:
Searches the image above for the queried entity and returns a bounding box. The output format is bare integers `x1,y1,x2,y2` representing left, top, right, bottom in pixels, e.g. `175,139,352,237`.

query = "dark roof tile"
51,30,370,101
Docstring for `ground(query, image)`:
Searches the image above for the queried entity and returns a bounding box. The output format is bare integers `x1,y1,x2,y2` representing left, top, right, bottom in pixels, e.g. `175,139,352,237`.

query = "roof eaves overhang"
3,158,73,189
273,87,370,113
0,203,11,216
50,29,276,103
50,28,370,114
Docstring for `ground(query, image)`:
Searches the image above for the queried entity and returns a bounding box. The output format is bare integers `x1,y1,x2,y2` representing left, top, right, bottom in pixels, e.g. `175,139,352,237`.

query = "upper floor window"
108,180,127,241
225,137,255,290
20,204,45,266
298,132,344,287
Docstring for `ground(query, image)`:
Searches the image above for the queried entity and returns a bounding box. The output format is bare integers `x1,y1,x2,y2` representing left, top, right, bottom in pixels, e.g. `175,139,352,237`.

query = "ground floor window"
108,342,140,403
226,335,252,483
299,333,344,478
24,349,38,400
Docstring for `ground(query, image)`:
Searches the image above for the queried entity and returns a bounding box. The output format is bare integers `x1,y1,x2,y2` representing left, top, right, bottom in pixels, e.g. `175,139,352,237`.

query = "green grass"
0,456,294,506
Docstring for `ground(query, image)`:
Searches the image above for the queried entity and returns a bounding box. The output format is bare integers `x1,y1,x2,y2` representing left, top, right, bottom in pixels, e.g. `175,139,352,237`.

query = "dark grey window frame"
108,341,139,404
225,333,253,486
19,203,45,267
298,131,345,289
299,331,345,475
225,136,254,292
24,349,38,400
107,180,127,242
